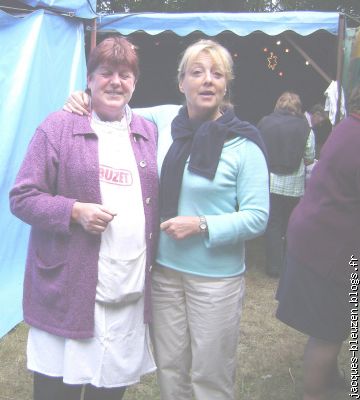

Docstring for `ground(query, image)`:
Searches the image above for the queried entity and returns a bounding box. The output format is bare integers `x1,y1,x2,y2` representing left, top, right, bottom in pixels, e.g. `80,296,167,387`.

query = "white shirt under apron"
27,108,156,387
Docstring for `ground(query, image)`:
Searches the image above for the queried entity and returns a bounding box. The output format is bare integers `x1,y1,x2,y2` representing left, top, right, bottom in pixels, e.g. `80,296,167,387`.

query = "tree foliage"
97,0,360,18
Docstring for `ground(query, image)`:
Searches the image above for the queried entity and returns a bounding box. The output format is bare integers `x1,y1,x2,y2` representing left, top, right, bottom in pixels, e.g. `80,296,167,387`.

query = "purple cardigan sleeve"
9,125,76,235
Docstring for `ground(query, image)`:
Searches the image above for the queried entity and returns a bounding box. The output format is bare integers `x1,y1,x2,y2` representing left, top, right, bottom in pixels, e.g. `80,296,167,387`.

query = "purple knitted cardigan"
10,110,159,339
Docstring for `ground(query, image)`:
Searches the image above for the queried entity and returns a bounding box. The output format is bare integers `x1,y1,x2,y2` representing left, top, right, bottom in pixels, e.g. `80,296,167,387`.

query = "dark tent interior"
94,30,337,124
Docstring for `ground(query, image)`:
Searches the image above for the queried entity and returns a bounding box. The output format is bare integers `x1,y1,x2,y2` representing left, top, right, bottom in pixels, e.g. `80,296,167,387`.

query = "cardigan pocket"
31,250,69,314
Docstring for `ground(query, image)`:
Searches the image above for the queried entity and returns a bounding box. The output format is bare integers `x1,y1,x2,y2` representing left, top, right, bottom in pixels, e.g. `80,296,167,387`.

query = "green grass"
0,237,351,400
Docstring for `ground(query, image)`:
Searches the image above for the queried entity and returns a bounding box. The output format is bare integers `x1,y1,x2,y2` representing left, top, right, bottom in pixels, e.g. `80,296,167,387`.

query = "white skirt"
27,296,156,388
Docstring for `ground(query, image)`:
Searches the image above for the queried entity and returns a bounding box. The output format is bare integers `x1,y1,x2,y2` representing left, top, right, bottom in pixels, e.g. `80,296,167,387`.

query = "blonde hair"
177,39,234,83
274,92,303,116
177,39,234,109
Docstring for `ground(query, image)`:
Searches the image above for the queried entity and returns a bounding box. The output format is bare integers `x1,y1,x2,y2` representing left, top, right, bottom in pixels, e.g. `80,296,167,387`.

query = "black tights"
33,372,126,400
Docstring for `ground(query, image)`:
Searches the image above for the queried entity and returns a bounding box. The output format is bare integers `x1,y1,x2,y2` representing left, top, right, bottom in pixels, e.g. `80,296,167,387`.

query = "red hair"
87,36,139,80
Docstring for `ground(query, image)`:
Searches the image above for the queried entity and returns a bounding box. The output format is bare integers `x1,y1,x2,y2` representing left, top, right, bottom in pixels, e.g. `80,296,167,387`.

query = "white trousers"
150,266,245,400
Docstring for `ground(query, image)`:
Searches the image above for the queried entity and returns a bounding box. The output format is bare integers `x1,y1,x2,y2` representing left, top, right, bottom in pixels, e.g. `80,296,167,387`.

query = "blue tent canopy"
15,0,96,19
97,11,340,37
0,8,87,338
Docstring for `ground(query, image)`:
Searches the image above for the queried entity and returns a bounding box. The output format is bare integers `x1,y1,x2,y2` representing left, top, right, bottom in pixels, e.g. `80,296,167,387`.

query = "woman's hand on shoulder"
160,216,202,240
71,202,117,234
63,91,90,116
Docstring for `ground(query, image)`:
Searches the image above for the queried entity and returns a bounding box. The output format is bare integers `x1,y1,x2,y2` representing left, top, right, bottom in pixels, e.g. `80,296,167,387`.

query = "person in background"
304,104,332,159
9,36,158,400
304,103,328,130
64,39,269,400
276,85,360,400
257,92,315,278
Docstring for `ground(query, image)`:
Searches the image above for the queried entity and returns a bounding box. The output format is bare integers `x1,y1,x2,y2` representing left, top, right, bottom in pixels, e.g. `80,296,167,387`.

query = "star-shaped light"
267,52,278,70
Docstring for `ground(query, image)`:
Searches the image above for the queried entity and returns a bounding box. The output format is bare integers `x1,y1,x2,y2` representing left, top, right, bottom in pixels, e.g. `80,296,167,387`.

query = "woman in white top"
10,36,158,400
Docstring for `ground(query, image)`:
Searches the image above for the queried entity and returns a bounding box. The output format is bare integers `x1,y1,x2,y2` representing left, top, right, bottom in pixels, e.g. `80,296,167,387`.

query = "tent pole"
90,18,97,51
335,13,346,124
283,33,332,84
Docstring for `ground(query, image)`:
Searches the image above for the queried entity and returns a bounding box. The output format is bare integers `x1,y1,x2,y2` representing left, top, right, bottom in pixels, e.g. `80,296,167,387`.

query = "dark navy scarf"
160,106,267,220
